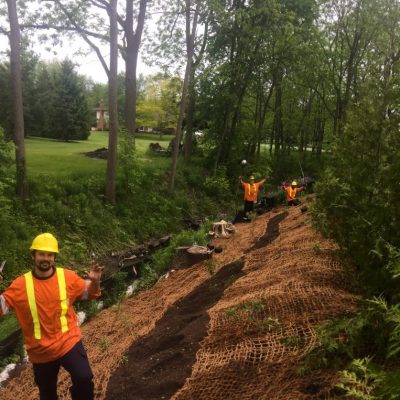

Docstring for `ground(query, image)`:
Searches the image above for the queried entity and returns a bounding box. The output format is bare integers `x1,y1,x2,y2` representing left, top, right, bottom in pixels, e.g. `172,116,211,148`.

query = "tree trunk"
273,72,283,155
213,106,231,175
124,0,147,138
255,82,274,162
6,0,28,199
105,0,119,203
184,69,196,161
169,0,200,191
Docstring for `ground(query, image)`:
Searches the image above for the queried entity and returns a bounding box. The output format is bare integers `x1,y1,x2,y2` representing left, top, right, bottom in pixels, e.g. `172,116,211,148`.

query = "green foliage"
136,73,180,130
0,127,14,214
138,264,160,290
303,298,400,372
0,53,91,140
336,358,382,400
205,259,217,275
223,300,279,334
302,297,400,398
50,59,91,141
74,300,100,322
99,337,110,352
336,358,400,400
147,226,210,277
102,272,128,308
203,166,230,198
0,335,24,371
0,315,19,342
118,129,144,194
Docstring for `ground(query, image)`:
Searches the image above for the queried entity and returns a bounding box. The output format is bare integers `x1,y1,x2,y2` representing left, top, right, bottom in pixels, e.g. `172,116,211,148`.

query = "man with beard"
0,233,103,400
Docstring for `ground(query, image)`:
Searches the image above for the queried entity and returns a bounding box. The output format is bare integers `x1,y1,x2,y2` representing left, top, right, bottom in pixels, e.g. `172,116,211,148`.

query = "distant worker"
240,175,267,214
282,180,305,206
0,233,103,400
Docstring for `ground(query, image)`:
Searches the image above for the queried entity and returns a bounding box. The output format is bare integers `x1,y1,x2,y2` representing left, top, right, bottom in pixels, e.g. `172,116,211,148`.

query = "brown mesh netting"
0,201,357,399
172,205,357,400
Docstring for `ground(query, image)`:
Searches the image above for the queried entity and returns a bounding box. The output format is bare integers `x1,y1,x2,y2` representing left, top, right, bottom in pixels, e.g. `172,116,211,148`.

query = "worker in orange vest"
282,180,305,206
239,175,267,214
0,233,103,400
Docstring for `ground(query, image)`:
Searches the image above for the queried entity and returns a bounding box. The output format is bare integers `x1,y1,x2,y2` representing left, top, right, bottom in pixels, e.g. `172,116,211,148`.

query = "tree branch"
0,26,9,36
193,19,208,68
53,0,110,76
21,23,109,42
88,0,108,10
134,0,147,39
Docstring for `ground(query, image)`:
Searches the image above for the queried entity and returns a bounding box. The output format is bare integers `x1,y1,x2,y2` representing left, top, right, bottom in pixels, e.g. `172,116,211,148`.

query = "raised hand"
87,262,104,282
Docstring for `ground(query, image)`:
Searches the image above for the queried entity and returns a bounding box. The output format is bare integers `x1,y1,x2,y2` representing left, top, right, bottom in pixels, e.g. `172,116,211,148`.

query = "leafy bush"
203,166,231,198
303,298,400,398
336,358,400,400
102,272,129,307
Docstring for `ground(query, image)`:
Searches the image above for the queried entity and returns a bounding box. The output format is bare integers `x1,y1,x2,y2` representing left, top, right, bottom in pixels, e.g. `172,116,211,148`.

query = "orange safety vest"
25,268,69,340
0,267,100,363
242,182,261,202
285,186,302,201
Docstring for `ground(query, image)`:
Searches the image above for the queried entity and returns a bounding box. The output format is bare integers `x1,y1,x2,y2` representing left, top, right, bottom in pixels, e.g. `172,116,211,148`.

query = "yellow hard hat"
30,233,59,253
250,175,255,180
291,181,297,186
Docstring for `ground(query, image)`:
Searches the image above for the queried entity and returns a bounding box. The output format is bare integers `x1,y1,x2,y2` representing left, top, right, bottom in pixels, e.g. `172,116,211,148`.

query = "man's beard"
36,261,54,272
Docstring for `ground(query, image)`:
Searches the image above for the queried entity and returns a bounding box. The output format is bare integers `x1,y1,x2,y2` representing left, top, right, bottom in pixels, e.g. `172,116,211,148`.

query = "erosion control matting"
173,205,358,400
106,258,245,400
0,203,358,400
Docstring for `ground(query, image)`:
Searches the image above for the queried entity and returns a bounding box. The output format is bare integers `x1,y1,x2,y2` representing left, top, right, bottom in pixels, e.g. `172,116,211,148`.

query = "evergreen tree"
51,59,91,141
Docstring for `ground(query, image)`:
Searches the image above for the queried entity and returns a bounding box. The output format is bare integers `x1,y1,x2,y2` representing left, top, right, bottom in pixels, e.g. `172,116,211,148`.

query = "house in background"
95,101,109,130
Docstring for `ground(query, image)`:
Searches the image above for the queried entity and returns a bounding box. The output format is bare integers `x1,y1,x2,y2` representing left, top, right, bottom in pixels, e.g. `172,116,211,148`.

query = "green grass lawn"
25,131,174,178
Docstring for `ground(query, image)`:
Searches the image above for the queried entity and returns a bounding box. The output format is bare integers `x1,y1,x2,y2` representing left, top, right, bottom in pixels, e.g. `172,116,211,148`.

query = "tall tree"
51,60,91,141
183,19,208,162
46,0,119,202
33,0,148,139
6,0,27,199
105,0,119,203
168,0,201,191
317,0,379,135
121,0,148,138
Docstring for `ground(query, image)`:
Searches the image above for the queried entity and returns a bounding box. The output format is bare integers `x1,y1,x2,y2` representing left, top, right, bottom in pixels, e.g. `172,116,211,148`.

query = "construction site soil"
0,200,358,399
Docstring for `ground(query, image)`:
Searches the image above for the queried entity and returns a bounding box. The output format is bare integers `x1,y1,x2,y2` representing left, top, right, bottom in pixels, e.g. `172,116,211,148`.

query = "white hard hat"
241,160,247,165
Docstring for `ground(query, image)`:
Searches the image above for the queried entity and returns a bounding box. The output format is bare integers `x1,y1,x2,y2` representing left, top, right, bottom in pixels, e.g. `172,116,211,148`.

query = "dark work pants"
244,200,255,213
288,198,301,206
33,340,94,400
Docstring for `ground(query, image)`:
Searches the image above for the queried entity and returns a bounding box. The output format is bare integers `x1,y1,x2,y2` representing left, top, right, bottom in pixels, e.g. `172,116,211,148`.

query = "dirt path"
0,201,358,399
106,259,245,400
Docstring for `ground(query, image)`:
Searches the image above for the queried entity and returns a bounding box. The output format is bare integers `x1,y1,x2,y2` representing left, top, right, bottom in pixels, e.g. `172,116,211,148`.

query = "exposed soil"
0,202,358,400
106,258,245,400
248,210,288,251
82,147,108,159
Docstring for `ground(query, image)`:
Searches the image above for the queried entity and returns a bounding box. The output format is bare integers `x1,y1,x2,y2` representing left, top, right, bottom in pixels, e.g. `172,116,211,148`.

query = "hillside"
0,201,357,399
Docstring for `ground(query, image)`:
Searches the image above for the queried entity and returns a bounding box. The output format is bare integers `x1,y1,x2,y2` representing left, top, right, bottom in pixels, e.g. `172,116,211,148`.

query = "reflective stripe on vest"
246,183,257,196
25,272,41,340
289,188,297,200
24,268,69,339
56,268,69,333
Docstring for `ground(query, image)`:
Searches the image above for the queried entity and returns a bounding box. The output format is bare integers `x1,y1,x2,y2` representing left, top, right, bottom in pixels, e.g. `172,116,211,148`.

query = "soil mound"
83,147,108,159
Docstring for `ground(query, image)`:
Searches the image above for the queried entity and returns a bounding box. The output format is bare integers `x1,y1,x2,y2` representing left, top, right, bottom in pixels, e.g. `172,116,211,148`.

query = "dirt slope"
0,201,357,399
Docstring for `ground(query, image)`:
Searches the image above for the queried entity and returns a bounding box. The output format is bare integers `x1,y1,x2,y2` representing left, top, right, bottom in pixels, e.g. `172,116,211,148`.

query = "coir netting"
0,201,358,399
172,205,357,400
